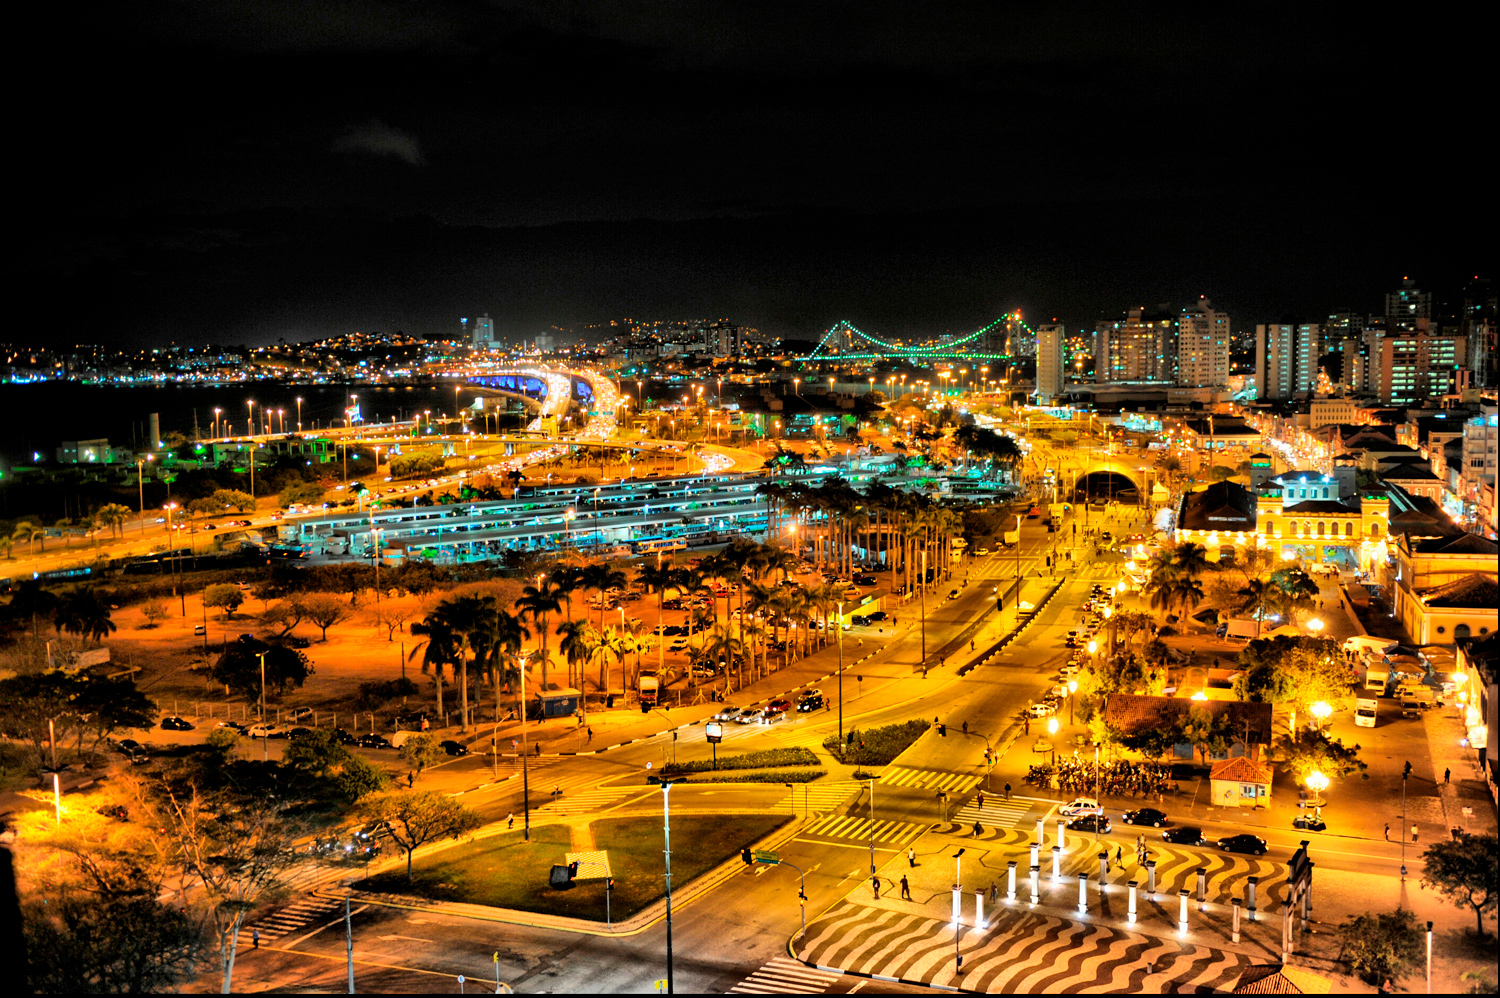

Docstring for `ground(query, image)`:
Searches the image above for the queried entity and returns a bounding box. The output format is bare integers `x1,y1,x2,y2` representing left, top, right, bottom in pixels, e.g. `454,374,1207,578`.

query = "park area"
354,814,788,921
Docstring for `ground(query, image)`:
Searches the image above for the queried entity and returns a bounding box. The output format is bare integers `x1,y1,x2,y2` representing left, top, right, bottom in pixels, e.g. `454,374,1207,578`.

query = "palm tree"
12,520,44,557
637,560,677,679
96,503,132,540
516,580,564,692
408,615,458,716
699,626,744,689
579,562,628,635
1237,579,1277,638
674,568,710,649
55,590,116,645
473,608,529,720
556,619,598,694
597,625,628,697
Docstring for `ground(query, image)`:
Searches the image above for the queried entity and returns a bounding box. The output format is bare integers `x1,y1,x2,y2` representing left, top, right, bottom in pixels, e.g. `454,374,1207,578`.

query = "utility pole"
344,893,356,993
516,651,533,841
647,773,685,994
836,601,844,745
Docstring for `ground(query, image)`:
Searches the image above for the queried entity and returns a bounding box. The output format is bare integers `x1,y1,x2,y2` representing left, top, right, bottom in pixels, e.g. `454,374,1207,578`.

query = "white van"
1355,698,1377,728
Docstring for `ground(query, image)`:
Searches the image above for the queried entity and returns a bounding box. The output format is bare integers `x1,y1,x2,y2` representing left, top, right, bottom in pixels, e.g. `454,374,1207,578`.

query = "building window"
1317,521,1326,537
1437,626,1447,635
1454,624,1471,640
1344,522,1354,537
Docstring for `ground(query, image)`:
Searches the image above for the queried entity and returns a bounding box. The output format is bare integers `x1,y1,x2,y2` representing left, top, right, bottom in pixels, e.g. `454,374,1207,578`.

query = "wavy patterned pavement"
799,900,1250,993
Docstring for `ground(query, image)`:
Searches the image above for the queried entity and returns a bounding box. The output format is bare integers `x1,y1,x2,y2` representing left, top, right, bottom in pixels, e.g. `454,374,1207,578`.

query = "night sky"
19,2,1484,347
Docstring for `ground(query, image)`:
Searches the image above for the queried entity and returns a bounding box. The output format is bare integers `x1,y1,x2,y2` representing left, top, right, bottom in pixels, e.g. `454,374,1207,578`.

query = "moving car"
1066,814,1111,833
160,716,195,731
1122,808,1169,827
1162,826,1205,846
764,698,793,715
1058,797,1102,817
948,588,961,600
1217,833,1268,855
735,708,764,724
439,740,469,756
358,733,394,749
714,706,744,722
1028,701,1056,717
797,691,824,712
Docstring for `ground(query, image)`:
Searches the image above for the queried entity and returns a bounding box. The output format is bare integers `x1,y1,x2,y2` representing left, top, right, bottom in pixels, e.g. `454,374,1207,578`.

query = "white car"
974,547,990,556
1028,701,1056,717
246,723,289,739
1059,797,1103,817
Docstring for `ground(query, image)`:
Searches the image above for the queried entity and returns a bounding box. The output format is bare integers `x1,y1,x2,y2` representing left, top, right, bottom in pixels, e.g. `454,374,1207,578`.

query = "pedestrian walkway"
247,894,345,944
534,787,641,817
800,815,927,846
728,956,841,994
880,766,979,793
799,900,1247,992
775,781,861,814
954,799,1030,828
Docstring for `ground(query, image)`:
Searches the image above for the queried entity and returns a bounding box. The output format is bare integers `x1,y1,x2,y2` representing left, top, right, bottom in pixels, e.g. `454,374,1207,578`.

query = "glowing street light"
1309,701,1333,731
1305,770,1329,807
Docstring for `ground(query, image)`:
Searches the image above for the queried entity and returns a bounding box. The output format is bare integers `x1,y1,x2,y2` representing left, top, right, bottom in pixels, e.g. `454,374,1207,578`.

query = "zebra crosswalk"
775,781,861,814
728,957,841,994
535,787,642,817
800,815,927,845
799,900,1247,993
247,894,344,944
879,767,979,793
954,799,1031,828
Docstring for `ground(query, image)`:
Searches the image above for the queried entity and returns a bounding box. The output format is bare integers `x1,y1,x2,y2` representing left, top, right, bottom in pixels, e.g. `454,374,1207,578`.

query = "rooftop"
1420,574,1500,609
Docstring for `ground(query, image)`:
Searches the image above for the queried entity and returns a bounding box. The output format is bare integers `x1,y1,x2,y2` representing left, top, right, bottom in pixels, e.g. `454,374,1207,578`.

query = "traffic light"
1403,761,1412,780
938,723,947,737
607,878,614,892
741,847,753,866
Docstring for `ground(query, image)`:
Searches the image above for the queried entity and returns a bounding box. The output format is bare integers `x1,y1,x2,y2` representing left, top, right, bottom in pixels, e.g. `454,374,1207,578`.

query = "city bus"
633,537,687,555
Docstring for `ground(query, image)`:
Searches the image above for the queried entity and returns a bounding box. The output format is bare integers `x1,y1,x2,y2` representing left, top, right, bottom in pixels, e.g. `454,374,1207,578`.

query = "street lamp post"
515,650,534,841
646,771,686,994
836,601,845,745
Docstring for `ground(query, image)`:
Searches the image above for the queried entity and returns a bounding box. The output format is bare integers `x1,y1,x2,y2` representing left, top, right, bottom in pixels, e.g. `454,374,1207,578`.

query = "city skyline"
17,3,1485,347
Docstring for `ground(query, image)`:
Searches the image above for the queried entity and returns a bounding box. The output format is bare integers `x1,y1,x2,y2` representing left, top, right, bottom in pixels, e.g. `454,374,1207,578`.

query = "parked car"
1028,701,1056,717
216,721,248,735
1059,797,1102,817
865,610,887,623
283,636,312,649
1066,814,1111,833
358,733,394,749
160,715,195,731
714,706,744,723
288,727,313,739
439,740,469,756
797,691,825,712
1217,833,1268,856
850,615,869,627
853,575,876,586
1292,813,1327,832
1162,826,1206,846
334,727,359,745
286,707,314,721
115,738,144,754
947,588,961,600
1122,808,1169,827
247,723,289,739
395,711,431,727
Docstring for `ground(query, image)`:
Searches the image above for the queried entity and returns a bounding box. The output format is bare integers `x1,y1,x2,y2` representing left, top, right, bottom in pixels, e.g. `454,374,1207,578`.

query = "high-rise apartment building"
1255,323,1293,399
1094,307,1175,384
1035,322,1066,403
1176,298,1230,387
1385,277,1432,332
1369,329,1468,403
470,314,496,349
1462,277,1497,388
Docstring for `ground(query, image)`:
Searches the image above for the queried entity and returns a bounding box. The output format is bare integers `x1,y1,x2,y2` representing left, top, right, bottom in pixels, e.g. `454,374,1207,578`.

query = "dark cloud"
332,119,426,165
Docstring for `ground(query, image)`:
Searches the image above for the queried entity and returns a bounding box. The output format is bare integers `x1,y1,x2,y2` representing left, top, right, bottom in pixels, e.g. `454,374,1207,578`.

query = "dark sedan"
161,716,195,731
1066,814,1112,833
1122,808,1168,827
1162,826,1206,846
1217,833,1268,855
797,692,825,712
439,739,469,756
358,733,393,750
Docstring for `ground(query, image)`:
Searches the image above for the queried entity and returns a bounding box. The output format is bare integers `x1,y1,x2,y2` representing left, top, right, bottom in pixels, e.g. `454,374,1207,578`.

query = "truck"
1002,528,1020,546
1343,635,1399,658
1363,665,1389,692
639,672,659,709
1354,698,1378,728
1049,502,1070,519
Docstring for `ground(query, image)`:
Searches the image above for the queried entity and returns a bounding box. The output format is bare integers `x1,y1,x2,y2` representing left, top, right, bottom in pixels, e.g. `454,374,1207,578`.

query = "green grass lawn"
355,814,788,921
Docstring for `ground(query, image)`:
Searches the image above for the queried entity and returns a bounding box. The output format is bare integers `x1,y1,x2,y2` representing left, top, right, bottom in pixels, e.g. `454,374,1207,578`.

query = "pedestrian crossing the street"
728,957,841,994
535,786,642,817
954,799,1031,828
247,894,344,944
775,781,861,814
879,767,979,793
800,815,928,845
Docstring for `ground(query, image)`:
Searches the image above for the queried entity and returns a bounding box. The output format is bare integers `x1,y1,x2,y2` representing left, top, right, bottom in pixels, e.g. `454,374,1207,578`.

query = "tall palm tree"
579,562,628,635
474,607,529,720
674,568,710,649
96,503,132,540
432,594,494,731
55,590,116,645
1237,579,1277,638
408,614,458,716
698,626,744,688
516,580,564,691
598,625,628,697
637,560,677,679
556,619,597,693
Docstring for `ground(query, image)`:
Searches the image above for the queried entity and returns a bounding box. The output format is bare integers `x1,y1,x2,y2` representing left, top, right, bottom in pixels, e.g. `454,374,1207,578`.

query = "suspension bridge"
795,313,1041,364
